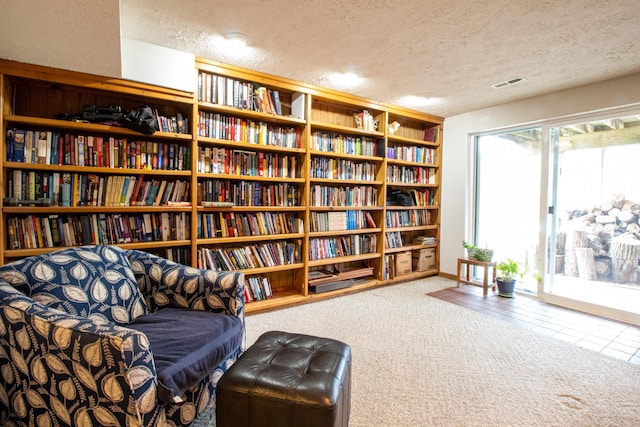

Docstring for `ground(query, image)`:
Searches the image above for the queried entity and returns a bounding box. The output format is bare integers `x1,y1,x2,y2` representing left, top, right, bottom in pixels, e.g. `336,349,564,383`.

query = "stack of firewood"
557,193,640,284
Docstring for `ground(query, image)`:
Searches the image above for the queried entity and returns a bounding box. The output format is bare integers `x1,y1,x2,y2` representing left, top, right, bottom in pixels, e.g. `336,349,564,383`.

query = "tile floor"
428,283,640,365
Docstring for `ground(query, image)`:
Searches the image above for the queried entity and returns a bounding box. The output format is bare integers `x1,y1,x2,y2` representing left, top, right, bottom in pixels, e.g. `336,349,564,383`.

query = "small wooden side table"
457,258,497,297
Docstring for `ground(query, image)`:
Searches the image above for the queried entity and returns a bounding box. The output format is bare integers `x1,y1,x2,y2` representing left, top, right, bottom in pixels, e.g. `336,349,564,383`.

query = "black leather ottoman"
217,331,351,427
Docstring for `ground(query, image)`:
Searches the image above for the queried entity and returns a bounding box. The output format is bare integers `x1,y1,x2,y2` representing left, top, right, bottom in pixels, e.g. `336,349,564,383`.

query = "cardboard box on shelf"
395,251,412,276
413,248,436,272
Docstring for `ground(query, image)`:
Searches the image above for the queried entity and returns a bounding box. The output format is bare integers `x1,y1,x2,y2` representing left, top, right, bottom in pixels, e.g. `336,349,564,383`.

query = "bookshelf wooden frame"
0,58,442,314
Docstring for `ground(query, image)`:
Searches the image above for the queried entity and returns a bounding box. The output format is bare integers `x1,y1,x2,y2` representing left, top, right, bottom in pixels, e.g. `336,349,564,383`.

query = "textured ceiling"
120,0,640,117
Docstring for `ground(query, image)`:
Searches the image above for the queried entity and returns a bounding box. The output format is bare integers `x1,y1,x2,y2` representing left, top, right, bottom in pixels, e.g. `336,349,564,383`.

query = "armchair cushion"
0,245,147,327
128,307,244,404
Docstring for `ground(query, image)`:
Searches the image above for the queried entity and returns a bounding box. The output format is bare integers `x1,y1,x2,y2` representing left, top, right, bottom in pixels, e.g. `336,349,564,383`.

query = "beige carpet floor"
244,277,640,426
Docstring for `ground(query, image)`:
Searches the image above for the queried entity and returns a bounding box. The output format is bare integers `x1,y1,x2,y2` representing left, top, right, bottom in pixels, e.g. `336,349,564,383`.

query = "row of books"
6,212,189,250
197,180,300,207
310,184,378,207
385,210,432,228
310,211,376,232
155,111,189,134
243,275,273,302
197,112,301,148
308,234,377,260
383,254,397,280
310,132,378,156
310,157,377,181
196,240,301,271
353,110,378,132
387,145,437,164
410,189,436,206
6,128,189,170
197,72,283,115
198,147,299,178
7,171,188,207
386,165,436,185
385,231,404,248
198,212,303,238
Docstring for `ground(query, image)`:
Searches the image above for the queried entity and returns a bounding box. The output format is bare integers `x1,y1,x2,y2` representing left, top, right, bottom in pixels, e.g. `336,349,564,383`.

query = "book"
202,201,233,207
271,90,282,115
36,131,47,164
10,129,26,162
291,92,305,120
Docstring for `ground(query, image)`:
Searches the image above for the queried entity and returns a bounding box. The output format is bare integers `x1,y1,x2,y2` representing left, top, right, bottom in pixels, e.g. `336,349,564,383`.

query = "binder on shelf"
291,92,305,120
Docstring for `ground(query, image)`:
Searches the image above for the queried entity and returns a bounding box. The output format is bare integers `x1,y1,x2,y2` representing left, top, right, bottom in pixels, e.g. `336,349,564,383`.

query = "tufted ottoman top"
217,330,351,427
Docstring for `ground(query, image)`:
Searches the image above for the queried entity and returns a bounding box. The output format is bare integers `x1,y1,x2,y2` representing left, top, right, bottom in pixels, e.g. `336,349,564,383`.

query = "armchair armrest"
0,281,162,426
125,250,245,320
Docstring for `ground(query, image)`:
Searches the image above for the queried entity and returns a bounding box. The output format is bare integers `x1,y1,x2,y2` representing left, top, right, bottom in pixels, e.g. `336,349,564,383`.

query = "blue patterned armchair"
0,245,245,426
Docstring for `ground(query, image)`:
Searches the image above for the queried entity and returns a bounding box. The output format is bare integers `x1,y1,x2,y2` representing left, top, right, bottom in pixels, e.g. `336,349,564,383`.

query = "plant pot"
467,248,494,262
496,278,516,298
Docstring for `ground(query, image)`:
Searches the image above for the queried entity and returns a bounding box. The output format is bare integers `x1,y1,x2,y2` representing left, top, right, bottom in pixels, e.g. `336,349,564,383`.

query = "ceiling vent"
491,76,526,89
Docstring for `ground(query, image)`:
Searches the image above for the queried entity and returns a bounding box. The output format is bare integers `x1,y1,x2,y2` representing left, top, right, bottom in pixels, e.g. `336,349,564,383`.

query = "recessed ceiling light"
491,76,526,89
225,32,249,48
328,69,363,88
397,95,440,108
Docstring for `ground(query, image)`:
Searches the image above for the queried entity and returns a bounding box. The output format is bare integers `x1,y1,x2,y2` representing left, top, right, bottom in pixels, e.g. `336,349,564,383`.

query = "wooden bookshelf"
0,57,442,313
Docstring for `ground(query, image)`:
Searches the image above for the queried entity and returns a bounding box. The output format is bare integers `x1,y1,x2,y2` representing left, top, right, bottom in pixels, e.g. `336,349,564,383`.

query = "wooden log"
612,258,638,283
575,248,597,280
564,250,578,277
567,230,588,249
611,193,625,209
610,236,640,259
600,201,613,213
627,223,640,234
596,215,616,224
608,208,621,219
555,231,566,255
594,255,612,280
610,236,640,283
617,209,635,224
564,230,588,277
630,204,640,216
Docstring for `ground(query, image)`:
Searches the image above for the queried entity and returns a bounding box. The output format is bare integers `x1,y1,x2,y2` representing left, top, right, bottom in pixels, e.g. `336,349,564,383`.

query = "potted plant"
495,258,520,298
462,241,494,262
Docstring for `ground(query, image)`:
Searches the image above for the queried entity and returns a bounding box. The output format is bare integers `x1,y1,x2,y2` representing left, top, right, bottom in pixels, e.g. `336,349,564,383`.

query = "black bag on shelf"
386,189,415,206
118,105,159,135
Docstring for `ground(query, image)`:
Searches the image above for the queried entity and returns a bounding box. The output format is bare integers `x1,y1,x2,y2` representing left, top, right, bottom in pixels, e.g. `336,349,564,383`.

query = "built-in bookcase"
0,61,195,265
0,58,442,314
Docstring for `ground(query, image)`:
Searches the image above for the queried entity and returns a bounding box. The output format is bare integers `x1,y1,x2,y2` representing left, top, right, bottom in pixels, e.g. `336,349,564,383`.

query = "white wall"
441,72,640,276
121,38,196,93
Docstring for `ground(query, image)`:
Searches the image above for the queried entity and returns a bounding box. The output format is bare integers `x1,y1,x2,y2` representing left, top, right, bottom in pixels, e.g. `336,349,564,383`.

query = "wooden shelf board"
3,161,191,176
3,206,192,214
198,233,304,245
5,115,192,140
387,134,439,147
197,102,306,126
309,150,383,162
307,252,380,267
197,137,305,154
309,228,381,237
309,120,384,138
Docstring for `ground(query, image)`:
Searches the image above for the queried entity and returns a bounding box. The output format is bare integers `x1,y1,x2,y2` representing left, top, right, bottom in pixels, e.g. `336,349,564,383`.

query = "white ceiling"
64,1,640,118
119,0,640,118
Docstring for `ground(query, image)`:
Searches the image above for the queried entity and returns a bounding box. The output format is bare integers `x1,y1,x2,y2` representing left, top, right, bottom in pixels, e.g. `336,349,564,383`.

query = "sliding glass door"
545,113,640,323
474,108,640,324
